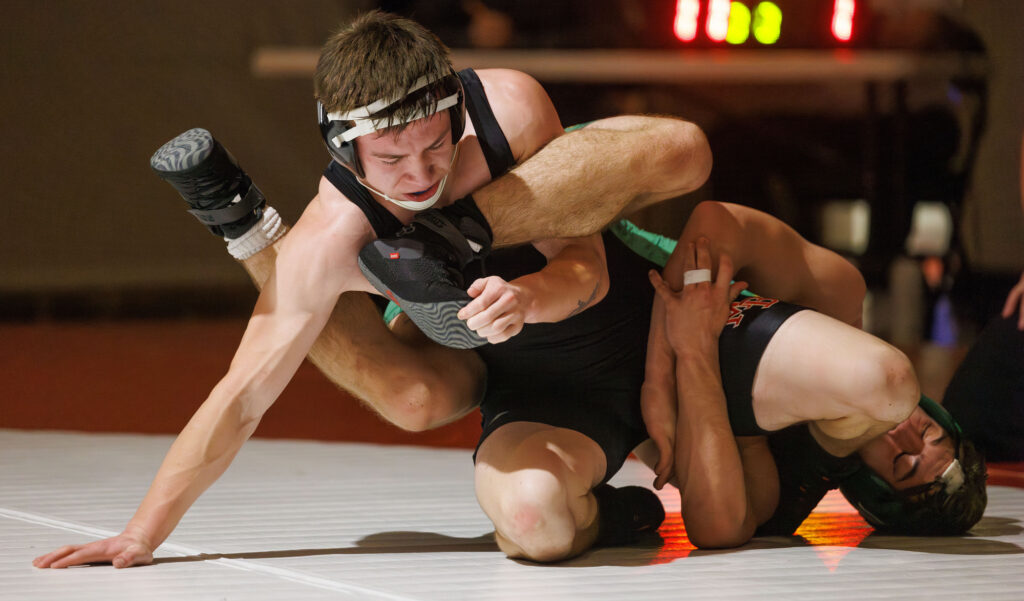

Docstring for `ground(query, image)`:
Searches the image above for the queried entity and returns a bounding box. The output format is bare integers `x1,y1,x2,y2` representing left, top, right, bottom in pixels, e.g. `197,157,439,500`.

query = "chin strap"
357,144,459,211
941,459,965,494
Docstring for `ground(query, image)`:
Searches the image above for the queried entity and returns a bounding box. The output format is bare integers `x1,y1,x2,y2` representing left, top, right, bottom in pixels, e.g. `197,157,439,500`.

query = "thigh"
476,387,647,485
475,421,607,483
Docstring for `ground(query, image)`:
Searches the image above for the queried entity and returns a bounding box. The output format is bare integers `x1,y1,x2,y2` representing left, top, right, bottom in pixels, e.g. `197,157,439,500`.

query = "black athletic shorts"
476,288,808,483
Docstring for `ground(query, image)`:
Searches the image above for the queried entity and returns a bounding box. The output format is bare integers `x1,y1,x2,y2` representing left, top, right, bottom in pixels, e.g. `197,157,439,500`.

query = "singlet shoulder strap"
459,68,516,179
322,161,402,238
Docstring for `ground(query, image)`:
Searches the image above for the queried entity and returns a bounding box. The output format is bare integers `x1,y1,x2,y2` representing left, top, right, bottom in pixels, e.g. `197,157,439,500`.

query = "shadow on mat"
857,517,1024,555
151,531,498,564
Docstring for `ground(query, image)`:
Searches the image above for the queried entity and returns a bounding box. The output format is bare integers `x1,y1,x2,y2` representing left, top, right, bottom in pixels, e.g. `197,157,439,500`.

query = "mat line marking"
0,506,419,601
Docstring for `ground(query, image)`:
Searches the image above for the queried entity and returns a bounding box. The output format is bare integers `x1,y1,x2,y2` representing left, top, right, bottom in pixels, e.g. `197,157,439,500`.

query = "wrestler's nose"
407,157,434,185
890,426,925,454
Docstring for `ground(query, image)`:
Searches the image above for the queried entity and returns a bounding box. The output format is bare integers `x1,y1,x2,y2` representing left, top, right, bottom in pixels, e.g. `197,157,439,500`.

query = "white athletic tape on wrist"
226,206,288,260
683,268,712,285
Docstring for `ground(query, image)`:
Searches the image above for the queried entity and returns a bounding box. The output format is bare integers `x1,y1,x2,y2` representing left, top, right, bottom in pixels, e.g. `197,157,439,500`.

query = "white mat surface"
2,429,1022,600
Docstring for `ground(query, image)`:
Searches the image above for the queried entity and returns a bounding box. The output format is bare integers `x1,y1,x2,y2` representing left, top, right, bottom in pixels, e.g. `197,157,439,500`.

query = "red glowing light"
831,0,856,42
674,0,701,42
706,0,731,42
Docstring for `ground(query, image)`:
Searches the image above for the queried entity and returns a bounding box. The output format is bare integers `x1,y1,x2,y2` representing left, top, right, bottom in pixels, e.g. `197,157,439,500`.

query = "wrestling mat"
3,430,1022,600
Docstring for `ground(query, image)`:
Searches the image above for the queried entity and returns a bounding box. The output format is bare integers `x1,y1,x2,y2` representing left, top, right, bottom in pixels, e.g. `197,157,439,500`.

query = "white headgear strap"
325,74,459,147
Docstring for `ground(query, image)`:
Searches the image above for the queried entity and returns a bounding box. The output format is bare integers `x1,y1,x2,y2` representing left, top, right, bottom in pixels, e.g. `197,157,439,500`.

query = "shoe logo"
389,252,400,259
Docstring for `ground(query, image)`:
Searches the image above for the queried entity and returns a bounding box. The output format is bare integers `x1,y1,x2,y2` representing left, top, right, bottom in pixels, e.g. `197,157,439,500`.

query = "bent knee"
382,380,462,433
660,120,711,187
478,470,578,562
856,346,919,423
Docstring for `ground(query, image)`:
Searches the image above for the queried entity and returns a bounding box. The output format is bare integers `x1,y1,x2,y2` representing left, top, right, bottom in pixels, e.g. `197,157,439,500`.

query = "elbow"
682,494,756,549
686,516,755,550
655,120,712,196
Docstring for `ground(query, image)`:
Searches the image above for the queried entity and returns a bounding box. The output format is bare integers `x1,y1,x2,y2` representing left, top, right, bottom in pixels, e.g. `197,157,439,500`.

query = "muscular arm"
457,233,609,343
35,216,348,568
650,243,775,548
475,69,711,247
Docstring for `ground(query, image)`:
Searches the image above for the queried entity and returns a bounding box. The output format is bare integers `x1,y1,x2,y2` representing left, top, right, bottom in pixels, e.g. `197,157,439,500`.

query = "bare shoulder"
474,68,563,161
273,176,377,293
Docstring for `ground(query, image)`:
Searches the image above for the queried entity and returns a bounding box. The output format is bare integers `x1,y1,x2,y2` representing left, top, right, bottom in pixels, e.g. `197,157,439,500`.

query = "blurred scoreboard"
666,0,868,47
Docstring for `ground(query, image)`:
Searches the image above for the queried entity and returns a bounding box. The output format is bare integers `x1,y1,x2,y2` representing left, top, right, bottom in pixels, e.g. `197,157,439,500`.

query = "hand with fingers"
641,295,679,490
648,238,748,356
642,238,746,488
457,276,530,344
33,527,155,569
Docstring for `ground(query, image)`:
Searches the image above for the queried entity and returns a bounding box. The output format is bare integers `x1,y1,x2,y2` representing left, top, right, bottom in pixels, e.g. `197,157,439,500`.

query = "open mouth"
404,181,439,202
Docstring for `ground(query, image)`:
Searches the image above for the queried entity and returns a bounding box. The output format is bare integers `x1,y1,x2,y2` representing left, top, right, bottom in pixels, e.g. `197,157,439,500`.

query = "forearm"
477,116,711,247
124,385,259,548
124,281,329,546
675,350,758,548
513,240,608,323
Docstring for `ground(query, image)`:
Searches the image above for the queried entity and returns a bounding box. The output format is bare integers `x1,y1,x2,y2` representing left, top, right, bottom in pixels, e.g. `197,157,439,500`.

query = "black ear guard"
317,71,466,178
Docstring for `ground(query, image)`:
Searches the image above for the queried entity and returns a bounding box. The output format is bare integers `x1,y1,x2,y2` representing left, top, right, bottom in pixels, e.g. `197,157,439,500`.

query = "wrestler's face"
356,112,457,206
858,407,956,491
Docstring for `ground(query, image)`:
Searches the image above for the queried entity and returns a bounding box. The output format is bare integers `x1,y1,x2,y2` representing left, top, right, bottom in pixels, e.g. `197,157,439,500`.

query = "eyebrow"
370,129,449,159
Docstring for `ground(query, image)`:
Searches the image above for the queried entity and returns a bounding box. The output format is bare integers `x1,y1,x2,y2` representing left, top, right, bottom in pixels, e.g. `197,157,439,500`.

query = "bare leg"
751,310,920,455
239,237,485,432
660,202,917,446
477,116,711,247
474,422,607,562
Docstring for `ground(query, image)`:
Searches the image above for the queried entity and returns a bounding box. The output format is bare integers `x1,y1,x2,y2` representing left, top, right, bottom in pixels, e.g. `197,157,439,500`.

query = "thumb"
648,270,674,300
113,545,152,569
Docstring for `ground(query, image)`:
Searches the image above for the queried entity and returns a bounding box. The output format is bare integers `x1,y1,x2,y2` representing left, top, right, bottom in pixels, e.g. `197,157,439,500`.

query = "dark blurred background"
2,1,1021,439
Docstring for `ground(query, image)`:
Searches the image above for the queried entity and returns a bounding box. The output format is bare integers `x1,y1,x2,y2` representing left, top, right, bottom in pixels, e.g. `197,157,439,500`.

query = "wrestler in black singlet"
324,69,851,499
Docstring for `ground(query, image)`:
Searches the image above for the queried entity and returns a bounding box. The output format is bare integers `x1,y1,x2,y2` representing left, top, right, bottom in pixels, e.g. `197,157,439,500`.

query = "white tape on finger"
683,268,712,285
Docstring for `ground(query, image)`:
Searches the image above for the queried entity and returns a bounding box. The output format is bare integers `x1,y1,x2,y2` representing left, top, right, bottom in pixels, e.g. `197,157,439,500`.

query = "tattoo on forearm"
567,279,602,318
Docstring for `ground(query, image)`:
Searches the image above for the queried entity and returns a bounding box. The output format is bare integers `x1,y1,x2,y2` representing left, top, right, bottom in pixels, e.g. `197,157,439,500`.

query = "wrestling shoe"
358,200,492,349
150,128,265,239
593,484,666,547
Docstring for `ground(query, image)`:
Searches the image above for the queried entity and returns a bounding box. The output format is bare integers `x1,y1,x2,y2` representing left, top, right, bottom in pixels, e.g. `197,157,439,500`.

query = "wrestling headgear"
839,396,985,535
317,70,465,178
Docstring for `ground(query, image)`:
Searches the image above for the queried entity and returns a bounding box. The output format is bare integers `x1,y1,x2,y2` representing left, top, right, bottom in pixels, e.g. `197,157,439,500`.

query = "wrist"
122,522,157,548
674,339,720,365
